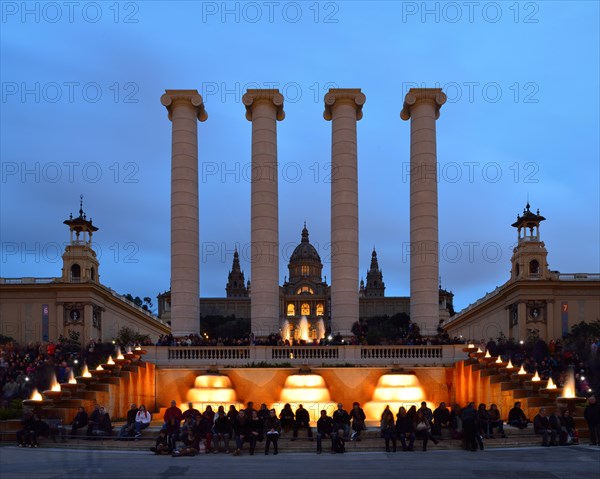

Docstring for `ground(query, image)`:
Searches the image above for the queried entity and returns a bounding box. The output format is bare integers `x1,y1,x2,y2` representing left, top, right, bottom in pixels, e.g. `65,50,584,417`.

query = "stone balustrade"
144,344,466,367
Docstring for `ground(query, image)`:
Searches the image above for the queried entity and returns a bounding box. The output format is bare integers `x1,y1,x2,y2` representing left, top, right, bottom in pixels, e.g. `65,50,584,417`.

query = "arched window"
301,265,310,276
515,263,520,277
296,286,314,295
316,303,324,316
287,304,295,316
90,267,95,281
70,264,81,281
301,303,310,316
529,260,540,275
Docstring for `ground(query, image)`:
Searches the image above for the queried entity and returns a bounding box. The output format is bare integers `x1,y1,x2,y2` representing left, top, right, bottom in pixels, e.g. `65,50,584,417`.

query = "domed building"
280,223,330,340
158,222,455,340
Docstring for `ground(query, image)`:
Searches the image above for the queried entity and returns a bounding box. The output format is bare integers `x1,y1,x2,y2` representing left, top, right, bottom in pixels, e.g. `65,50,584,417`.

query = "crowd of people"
16,397,599,453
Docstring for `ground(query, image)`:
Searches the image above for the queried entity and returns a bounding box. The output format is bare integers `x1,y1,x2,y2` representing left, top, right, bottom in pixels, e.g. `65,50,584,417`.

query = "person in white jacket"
134,405,152,437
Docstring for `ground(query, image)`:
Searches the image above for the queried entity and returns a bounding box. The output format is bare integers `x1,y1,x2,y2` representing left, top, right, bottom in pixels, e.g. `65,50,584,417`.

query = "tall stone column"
401,88,446,337
242,89,285,336
160,90,207,336
324,88,366,337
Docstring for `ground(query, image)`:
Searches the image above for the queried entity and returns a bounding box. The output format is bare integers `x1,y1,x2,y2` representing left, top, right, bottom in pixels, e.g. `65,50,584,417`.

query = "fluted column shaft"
324,89,365,337
161,90,207,336
243,89,285,336
401,88,446,336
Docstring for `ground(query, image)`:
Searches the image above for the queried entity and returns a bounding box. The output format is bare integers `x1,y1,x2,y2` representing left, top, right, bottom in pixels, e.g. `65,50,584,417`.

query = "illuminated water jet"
364,373,431,421
187,374,242,411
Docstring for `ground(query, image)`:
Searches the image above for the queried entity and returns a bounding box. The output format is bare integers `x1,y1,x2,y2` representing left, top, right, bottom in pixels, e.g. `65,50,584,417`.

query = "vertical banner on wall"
561,302,569,338
42,304,49,342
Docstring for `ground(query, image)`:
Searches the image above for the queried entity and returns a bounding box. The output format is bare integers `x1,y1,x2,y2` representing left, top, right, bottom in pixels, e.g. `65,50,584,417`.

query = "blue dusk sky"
1,1,598,314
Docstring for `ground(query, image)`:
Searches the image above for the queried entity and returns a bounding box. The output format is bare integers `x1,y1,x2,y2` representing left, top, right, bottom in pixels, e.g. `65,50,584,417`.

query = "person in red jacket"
163,400,183,432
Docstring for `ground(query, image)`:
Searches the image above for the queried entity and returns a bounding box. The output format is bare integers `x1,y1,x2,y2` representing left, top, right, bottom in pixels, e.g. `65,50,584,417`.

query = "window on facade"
301,303,310,316
301,265,310,276
529,260,540,275
296,286,314,295
287,304,295,316
316,303,324,316
70,264,81,281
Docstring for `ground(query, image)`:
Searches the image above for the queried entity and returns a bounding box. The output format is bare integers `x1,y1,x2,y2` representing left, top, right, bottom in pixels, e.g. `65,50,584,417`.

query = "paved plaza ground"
0,445,598,479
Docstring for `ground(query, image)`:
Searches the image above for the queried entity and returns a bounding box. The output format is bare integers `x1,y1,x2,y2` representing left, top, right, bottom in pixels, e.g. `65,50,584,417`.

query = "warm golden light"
546,377,557,389
116,347,125,360
96,365,104,371
496,356,503,364
485,350,491,358
476,348,483,354
532,371,541,382
81,364,92,378
506,359,514,369
518,365,527,375
467,343,475,348
107,356,115,365
126,346,132,354
186,374,242,411
134,346,141,351
30,389,43,401
279,374,331,403
561,370,576,398
49,373,61,391
364,374,431,421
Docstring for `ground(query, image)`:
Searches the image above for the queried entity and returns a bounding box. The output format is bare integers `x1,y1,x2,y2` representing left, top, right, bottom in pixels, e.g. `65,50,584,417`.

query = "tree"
116,326,150,346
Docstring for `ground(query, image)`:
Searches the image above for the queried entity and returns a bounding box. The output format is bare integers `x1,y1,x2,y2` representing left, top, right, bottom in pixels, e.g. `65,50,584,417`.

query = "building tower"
364,248,385,297
508,203,553,340
226,250,249,298
61,195,99,284
281,224,329,338
510,203,550,281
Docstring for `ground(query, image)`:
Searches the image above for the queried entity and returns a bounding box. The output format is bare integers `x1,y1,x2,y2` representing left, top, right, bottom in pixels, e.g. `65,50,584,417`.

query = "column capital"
400,88,446,121
242,89,285,121
160,89,208,122
323,88,366,121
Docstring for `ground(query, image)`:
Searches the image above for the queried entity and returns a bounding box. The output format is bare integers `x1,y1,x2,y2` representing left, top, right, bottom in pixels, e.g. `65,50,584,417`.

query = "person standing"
380,408,396,452
584,395,600,446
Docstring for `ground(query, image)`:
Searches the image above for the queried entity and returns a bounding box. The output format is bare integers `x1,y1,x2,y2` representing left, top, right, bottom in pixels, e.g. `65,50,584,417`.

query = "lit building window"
316,303,324,316
287,304,295,316
301,265,310,276
301,303,310,316
296,286,314,295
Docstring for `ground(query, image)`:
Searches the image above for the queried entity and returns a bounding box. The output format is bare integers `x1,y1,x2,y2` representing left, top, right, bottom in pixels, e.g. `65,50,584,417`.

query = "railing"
360,346,443,360
272,347,340,360
558,273,600,281
145,345,466,367
168,347,250,361
1,277,55,284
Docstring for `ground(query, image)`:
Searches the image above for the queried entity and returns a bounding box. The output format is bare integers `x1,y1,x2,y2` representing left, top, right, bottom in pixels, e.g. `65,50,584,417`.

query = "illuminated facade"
443,204,600,342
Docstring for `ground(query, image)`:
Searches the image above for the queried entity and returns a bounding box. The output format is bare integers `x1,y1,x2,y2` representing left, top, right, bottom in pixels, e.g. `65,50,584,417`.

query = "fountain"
42,373,64,400
276,369,334,422
186,373,243,411
298,316,309,341
557,367,585,411
22,388,52,408
363,373,432,421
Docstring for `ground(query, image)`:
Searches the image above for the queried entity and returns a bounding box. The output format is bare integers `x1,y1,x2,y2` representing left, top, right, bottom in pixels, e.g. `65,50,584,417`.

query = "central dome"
287,224,323,284
289,224,321,264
